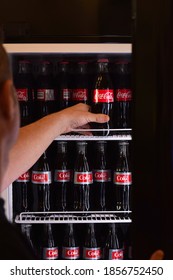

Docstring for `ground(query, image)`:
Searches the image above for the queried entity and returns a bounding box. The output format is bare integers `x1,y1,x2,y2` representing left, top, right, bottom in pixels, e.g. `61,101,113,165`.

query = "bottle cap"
78,61,88,64
97,58,109,63
59,61,69,64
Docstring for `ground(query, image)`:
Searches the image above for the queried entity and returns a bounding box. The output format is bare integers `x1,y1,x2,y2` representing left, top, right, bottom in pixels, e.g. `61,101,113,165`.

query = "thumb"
150,250,164,260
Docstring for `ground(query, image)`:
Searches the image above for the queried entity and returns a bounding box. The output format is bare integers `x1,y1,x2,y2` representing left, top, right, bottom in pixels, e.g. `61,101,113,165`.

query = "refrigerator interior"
4,43,132,259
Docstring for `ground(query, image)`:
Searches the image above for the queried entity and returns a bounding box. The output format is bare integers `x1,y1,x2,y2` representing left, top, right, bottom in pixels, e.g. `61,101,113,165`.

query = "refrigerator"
1,0,173,259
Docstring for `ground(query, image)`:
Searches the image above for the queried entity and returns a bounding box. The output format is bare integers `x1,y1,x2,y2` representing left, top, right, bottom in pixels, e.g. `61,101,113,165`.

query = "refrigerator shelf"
55,129,132,141
15,211,132,224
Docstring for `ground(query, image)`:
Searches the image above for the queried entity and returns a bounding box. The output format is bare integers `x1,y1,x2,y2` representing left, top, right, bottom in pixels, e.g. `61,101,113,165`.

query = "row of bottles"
21,223,132,260
13,140,132,215
14,58,132,131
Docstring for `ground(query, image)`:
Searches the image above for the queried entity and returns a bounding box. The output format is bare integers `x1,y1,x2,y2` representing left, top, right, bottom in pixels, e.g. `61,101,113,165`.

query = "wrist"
44,111,68,139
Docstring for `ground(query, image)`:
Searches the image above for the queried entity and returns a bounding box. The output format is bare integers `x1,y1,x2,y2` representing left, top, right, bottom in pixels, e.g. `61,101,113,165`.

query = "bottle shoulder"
93,73,113,89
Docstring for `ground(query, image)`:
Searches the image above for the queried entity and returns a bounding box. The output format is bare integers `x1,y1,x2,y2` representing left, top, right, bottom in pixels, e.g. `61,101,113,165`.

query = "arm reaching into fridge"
1,103,109,192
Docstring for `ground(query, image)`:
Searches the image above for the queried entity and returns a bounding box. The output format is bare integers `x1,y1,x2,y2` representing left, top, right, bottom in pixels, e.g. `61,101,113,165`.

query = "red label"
74,172,93,184
54,170,71,182
109,249,124,260
43,247,58,260
32,171,52,184
62,89,71,100
72,89,88,101
93,170,111,182
115,89,132,101
62,247,80,259
16,171,30,182
16,88,28,101
114,172,132,185
93,89,114,103
37,89,55,101
83,247,101,260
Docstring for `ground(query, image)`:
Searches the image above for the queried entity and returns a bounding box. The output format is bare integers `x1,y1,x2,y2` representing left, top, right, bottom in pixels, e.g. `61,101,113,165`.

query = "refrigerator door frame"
3,42,132,223
4,43,132,54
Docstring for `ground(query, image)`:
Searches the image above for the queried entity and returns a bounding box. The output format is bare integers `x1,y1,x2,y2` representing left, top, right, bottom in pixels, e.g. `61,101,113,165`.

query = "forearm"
1,104,109,192
2,112,64,191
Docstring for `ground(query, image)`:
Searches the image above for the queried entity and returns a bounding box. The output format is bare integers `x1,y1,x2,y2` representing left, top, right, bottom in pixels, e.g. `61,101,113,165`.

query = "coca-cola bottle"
57,61,72,110
41,224,58,260
92,141,111,211
72,61,89,105
62,223,80,260
114,60,132,128
35,61,55,119
73,142,93,212
113,141,132,211
13,170,31,216
83,223,101,260
104,223,124,260
91,58,114,136
14,60,34,125
31,151,52,212
52,141,72,211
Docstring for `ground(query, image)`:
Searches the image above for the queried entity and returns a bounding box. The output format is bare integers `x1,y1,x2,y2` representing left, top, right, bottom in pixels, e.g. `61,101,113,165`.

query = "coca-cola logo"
93,89,114,103
32,171,52,184
74,172,93,184
63,247,80,259
54,170,71,182
17,171,30,182
44,248,58,259
66,249,78,256
94,170,111,182
116,89,132,101
114,172,132,185
111,250,124,260
16,88,28,101
72,89,88,101
84,248,101,259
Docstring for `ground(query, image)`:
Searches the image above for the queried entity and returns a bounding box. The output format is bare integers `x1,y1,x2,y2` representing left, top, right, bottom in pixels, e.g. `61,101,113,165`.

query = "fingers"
90,113,110,123
150,250,164,260
68,104,109,123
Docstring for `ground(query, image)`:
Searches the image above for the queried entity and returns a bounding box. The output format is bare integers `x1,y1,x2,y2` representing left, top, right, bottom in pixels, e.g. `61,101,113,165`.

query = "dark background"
0,0,132,42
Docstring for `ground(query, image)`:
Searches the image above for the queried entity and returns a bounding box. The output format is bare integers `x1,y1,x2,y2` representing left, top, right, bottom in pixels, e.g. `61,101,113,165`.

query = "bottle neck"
96,141,106,154
109,223,115,233
39,62,52,76
97,62,109,73
43,151,47,160
68,223,74,235
22,224,31,238
118,143,129,157
77,63,87,74
45,224,52,236
77,142,87,155
60,63,69,73
57,142,67,154
19,62,31,74
88,223,95,236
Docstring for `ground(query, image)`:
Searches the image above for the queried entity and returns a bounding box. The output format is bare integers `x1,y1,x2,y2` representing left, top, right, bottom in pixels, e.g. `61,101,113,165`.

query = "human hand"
57,103,109,135
150,250,164,260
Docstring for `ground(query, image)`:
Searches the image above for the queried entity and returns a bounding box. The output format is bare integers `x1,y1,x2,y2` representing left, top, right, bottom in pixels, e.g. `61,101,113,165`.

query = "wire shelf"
15,211,132,224
55,129,132,141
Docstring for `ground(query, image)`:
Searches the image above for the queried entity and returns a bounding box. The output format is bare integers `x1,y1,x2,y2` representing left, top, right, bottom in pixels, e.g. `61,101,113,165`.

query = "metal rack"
15,211,132,224
55,129,132,141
